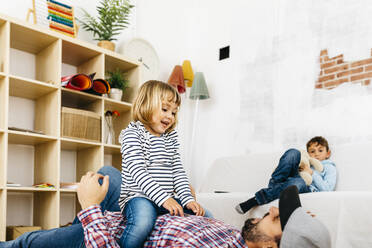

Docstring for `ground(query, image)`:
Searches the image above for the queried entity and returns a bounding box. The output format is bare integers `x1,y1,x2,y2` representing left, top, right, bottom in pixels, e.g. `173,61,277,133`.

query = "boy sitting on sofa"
235,136,337,214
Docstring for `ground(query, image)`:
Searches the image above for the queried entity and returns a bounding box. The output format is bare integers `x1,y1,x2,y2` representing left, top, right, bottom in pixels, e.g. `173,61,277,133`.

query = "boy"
235,136,337,214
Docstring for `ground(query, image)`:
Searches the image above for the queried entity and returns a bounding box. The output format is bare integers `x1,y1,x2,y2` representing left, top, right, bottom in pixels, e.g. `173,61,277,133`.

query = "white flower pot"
109,88,123,101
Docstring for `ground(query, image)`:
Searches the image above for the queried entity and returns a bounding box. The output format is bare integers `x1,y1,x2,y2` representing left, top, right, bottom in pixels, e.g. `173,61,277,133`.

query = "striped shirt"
78,205,247,248
118,121,194,210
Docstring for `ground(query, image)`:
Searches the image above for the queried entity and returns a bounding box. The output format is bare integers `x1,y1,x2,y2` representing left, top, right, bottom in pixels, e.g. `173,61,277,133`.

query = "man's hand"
162,198,184,216
77,171,109,209
186,201,205,216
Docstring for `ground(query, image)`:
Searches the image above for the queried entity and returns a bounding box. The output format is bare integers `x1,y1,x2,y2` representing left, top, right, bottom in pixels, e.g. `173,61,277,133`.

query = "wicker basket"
61,107,101,142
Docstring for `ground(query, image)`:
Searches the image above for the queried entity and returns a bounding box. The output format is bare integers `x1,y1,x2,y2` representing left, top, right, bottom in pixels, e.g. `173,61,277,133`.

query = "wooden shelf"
7,186,57,192
61,88,102,113
9,75,58,99
0,13,139,240
10,23,58,55
8,130,57,145
62,40,102,67
61,137,101,150
104,144,121,154
60,188,77,193
104,98,132,112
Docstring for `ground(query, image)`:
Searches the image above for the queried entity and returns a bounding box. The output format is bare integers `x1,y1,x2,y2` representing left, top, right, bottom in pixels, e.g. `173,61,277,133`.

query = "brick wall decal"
317,49,371,89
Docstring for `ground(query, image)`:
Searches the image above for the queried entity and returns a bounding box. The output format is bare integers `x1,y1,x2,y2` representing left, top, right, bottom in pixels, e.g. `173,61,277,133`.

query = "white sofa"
196,142,372,248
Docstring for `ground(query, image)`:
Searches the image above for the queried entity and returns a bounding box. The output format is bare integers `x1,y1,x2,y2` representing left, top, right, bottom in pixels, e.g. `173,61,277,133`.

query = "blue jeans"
0,166,212,248
255,149,310,205
0,166,121,248
120,197,213,248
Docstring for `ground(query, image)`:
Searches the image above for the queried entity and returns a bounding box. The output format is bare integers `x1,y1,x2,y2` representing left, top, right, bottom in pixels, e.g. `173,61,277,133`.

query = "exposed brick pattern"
317,49,372,89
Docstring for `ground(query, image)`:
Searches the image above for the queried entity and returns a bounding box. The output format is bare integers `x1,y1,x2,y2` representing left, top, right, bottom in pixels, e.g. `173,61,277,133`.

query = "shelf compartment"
62,40,104,79
9,76,59,136
61,145,103,187
0,76,7,130
61,88,102,114
0,21,9,74
60,192,77,226
105,54,140,103
103,99,131,146
104,145,122,172
10,23,61,85
6,191,59,231
7,139,59,188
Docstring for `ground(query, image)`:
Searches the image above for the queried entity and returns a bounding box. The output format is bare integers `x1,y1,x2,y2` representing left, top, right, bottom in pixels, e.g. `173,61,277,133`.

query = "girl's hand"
186,201,205,216
162,198,184,216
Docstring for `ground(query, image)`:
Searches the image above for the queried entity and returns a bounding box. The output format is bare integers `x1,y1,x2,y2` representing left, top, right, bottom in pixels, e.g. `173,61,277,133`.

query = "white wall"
3,0,372,189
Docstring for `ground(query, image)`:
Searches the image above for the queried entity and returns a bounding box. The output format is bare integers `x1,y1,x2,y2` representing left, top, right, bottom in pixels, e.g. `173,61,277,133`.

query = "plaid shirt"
78,205,247,248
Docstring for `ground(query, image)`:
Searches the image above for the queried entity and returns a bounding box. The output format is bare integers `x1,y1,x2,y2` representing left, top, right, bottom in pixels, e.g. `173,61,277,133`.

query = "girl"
119,80,208,248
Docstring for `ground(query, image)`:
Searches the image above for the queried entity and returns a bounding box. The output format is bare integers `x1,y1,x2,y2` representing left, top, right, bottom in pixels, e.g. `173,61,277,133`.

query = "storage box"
61,107,101,142
6,226,42,240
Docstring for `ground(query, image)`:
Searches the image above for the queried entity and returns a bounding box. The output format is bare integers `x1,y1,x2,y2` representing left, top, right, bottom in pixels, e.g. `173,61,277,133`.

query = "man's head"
306,136,331,161
241,207,281,248
241,186,331,248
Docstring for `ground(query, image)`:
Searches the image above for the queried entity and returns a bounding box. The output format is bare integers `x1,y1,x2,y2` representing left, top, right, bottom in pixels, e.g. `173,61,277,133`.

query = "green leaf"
77,0,134,41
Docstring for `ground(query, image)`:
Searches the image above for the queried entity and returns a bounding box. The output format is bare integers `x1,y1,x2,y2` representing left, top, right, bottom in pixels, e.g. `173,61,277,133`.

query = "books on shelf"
8,127,44,135
7,182,22,187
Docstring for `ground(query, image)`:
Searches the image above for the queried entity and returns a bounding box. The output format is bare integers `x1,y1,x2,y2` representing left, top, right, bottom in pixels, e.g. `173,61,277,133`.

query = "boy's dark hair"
306,136,329,151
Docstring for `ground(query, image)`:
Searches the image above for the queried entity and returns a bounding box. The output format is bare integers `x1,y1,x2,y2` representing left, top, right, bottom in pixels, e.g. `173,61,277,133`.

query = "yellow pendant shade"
182,60,194,87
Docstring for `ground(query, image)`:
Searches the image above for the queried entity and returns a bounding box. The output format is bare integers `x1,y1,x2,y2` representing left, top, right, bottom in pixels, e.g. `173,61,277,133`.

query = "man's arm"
77,172,120,248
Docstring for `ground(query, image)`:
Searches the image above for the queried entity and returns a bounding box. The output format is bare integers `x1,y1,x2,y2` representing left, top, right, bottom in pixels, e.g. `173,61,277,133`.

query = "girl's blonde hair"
132,80,181,133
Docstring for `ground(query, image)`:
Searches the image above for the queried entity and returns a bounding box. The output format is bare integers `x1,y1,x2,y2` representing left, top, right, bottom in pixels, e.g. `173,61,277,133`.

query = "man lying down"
0,166,330,248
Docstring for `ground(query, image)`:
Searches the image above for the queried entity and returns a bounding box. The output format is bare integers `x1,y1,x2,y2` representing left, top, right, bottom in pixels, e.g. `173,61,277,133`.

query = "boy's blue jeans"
0,166,121,248
255,149,310,205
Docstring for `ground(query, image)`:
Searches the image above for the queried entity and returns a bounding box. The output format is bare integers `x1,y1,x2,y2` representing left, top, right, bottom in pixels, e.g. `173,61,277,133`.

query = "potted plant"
106,68,129,101
77,0,134,51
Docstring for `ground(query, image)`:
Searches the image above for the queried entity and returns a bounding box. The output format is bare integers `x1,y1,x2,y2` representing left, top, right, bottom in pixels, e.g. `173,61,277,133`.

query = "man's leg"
73,165,121,224
120,197,157,248
97,165,122,212
0,223,84,248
